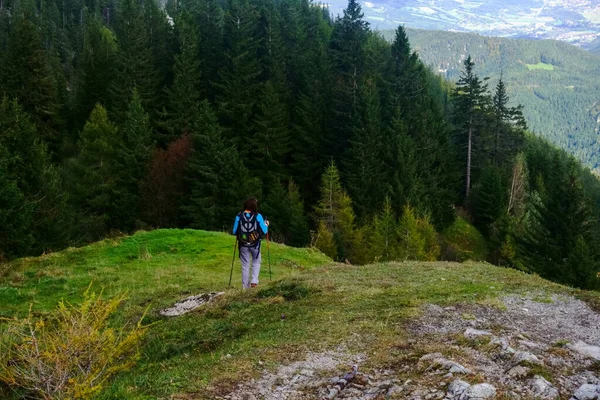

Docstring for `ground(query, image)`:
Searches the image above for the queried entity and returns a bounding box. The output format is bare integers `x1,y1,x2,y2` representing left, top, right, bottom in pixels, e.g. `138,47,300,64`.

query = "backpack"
236,212,261,247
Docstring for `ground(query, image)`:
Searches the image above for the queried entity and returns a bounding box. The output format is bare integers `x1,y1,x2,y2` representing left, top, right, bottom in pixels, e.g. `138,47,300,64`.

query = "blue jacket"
232,212,268,236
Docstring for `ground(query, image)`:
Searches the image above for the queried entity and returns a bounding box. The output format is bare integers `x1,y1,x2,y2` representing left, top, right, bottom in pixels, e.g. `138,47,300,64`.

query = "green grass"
525,62,555,71
0,229,329,317
441,217,489,262
2,229,599,399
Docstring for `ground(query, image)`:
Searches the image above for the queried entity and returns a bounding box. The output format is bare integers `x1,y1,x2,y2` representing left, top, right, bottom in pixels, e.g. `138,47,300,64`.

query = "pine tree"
187,0,223,100
67,104,121,238
160,10,202,143
344,78,389,220
397,204,424,261
491,76,527,167
110,0,160,120
114,89,154,231
370,196,398,262
329,0,369,159
2,11,62,150
251,81,290,185
315,162,357,262
286,179,310,247
183,100,259,230
0,98,70,256
452,56,491,199
214,0,261,149
74,15,117,131
471,165,507,235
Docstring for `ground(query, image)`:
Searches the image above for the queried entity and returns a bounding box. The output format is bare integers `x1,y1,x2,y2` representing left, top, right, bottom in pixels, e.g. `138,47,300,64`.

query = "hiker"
232,198,269,289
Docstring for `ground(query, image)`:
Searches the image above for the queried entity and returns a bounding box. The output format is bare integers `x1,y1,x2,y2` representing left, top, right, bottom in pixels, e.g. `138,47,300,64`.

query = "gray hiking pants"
239,244,261,288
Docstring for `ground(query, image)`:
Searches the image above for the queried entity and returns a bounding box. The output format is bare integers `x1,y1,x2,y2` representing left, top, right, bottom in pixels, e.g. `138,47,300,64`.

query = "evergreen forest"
382,28,600,172
1,0,600,291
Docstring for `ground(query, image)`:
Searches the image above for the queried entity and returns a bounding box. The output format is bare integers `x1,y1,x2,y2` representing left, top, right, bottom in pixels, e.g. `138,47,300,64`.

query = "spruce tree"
452,56,491,199
67,104,121,238
214,0,261,149
251,81,290,185
74,15,117,130
491,76,527,167
160,10,202,143
0,98,70,256
114,89,154,231
110,0,160,120
183,100,259,231
329,0,369,159
3,11,62,150
344,78,388,220
370,196,398,262
315,162,357,262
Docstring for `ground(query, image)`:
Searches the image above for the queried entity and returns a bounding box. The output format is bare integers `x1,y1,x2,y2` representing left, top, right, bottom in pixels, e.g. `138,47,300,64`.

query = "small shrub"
0,289,147,399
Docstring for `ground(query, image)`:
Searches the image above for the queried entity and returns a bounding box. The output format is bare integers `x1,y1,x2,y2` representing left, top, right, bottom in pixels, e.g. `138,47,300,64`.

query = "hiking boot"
250,283,258,288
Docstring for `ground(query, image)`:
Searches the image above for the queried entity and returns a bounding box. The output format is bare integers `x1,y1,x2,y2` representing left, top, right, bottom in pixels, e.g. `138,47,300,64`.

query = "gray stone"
571,384,600,400
529,375,559,400
507,365,529,378
446,379,471,400
387,385,403,396
159,292,224,316
424,356,472,375
465,383,497,400
511,351,544,367
464,328,493,339
568,341,600,361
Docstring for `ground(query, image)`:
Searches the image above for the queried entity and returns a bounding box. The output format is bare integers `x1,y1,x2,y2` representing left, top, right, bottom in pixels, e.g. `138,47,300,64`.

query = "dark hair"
243,197,258,213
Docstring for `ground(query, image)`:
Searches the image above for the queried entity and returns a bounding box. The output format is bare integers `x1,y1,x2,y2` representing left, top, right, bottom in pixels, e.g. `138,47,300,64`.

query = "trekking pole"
229,238,237,287
266,232,272,281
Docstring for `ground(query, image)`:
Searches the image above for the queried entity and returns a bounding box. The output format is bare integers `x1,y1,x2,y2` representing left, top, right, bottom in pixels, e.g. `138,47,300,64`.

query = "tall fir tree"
160,10,202,143
329,0,369,159
343,78,389,220
251,81,290,185
110,0,160,120
0,98,70,256
2,10,62,151
214,0,261,150
452,56,491,199
114,89,154,231
491,75,527,167
183,100,259,231
74,14,117,131
67,104,121,238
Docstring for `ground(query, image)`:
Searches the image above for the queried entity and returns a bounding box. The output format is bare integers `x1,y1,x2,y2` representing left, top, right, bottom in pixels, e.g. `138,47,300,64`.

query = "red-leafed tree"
141,134,192,227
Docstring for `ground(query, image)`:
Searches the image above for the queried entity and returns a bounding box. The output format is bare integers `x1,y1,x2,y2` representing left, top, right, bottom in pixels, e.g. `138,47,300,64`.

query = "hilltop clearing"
2,230,600,399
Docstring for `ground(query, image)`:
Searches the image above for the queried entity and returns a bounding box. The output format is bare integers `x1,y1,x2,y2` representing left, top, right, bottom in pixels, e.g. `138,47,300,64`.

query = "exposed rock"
445,379,471,400
507,365,529,378
465,383,496,400
568,341,600,361
570,384,600,400
464,328,493,339
511,351,544,367
159,292,224,316
529,375,559,400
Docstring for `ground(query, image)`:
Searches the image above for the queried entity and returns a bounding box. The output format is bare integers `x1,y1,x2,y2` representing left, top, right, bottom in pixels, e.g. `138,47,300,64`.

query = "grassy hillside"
1,230,599,399
381,28,600,172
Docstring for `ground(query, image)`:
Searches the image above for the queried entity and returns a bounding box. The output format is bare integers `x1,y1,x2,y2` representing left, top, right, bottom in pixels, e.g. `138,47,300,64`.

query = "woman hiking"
232,198,269,288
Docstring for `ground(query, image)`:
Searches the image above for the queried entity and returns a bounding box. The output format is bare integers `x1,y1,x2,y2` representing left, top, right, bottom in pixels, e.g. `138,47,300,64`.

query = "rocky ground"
220,293,600,399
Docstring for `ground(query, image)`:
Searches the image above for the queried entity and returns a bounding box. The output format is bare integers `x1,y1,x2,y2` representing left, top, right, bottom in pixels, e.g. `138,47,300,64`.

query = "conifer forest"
1,0,599,291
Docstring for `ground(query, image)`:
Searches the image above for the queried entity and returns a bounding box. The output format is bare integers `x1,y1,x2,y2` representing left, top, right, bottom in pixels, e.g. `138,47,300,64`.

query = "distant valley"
328,0,600,51
380,28,600,171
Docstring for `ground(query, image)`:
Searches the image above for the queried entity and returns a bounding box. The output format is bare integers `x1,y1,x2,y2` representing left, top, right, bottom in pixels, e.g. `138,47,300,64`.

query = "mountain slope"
1,230,600,399
327,0,600,48
383,28,600,171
